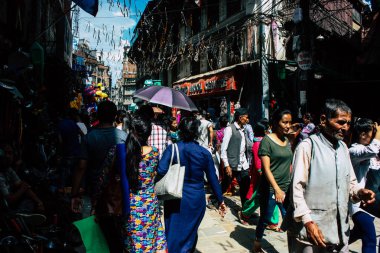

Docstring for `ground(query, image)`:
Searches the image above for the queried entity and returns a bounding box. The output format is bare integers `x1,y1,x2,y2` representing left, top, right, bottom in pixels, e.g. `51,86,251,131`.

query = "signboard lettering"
173,73,236,96
144,79,162,87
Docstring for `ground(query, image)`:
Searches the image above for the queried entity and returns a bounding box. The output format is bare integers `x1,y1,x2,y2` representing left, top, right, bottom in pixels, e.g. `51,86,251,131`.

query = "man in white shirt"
221,108,250,206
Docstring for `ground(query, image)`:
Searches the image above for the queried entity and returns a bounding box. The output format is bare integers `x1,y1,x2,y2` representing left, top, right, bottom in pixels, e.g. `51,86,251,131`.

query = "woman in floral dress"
125,116,167,253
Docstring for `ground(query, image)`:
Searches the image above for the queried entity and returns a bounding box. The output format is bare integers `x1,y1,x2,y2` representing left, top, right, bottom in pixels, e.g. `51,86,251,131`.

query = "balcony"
311,0,359,37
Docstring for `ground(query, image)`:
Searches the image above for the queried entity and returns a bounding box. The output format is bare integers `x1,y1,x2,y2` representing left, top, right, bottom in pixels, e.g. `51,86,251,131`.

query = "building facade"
72,39,111,93
114,45,137,110
129,0,378,120
129,0,290,121
282,0,369,116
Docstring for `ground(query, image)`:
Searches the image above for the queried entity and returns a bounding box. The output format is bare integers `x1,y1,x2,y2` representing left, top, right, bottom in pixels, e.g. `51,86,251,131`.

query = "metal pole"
299,0,310,114
259,0,269,119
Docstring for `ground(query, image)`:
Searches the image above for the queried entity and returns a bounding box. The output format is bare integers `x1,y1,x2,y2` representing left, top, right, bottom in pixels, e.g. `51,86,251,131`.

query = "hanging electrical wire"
128,0,358,76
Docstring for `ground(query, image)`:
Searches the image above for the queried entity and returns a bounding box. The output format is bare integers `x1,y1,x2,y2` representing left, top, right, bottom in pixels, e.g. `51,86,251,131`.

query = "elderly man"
287,99,375,253
221,108,250,207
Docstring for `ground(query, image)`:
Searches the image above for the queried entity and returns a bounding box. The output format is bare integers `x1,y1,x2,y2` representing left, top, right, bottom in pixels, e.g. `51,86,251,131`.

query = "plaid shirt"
148,123,168,158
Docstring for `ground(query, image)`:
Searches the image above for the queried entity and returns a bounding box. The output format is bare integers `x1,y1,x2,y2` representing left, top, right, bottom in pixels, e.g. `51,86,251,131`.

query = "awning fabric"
73,0,98,16
173,60,259,85
173,60,258,96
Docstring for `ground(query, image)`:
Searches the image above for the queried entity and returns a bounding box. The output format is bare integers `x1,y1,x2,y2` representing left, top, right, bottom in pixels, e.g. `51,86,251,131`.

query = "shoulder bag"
155,143,185,200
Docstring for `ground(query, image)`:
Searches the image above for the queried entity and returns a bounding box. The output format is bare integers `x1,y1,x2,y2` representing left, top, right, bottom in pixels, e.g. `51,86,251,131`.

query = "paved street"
196,194,379,253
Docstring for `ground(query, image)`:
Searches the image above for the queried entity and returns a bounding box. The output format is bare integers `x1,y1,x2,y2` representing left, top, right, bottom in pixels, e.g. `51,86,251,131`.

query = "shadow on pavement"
223,197,281,253
223,195,241,211
224,196,260,225
229,225,280,253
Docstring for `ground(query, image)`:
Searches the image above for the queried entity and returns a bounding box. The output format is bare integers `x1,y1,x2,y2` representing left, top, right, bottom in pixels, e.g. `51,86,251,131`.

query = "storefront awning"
173,60,258,97
173,60,259,85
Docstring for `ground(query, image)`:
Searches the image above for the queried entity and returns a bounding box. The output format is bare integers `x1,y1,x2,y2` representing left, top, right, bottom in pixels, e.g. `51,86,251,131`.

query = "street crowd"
1,98,380,253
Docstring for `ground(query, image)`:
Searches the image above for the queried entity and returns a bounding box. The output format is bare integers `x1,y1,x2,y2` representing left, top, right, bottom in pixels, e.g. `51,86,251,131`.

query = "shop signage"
177,86,189,94
174,73,236,96
189,83,202,93
144,79,162,87
204,77,228,91
297,51,312,70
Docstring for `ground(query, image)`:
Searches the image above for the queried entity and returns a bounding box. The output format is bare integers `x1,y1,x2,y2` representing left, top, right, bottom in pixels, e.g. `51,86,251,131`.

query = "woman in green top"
253,109,293,253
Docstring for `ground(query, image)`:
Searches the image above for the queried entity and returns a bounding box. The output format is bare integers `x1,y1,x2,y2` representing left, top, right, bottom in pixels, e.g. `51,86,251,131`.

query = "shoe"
253,240,264,253
223,192,232,197
238,211,249,226
206,200,216,210
16,213,46,226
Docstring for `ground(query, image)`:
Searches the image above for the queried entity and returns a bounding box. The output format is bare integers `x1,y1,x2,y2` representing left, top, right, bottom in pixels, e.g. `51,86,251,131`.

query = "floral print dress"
124,147,167,252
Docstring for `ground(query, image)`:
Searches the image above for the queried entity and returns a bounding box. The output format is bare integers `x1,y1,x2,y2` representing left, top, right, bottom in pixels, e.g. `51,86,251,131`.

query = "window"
207,0,219,28
172,64,178,82
207,51,218,71
227,36,241,65
191,59,200,75
227,0,242,18
191,11,201,35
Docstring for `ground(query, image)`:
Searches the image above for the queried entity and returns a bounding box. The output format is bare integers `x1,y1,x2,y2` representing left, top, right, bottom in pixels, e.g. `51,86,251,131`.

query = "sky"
74,0,149,86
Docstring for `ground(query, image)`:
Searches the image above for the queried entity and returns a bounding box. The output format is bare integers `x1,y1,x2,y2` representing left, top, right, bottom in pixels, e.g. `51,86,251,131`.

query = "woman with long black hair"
158,117,226,253
124,116,167,253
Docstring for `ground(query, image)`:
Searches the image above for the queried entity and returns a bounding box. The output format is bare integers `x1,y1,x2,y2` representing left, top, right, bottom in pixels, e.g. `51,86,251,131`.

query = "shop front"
173,60,262,123
173,69,239,122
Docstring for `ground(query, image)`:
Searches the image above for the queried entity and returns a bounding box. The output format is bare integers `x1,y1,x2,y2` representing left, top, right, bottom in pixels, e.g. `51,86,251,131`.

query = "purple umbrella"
133,86,198,111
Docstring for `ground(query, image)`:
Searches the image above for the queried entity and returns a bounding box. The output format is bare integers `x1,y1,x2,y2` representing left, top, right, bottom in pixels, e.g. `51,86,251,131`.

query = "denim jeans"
349,211,377,253
255,189,287,240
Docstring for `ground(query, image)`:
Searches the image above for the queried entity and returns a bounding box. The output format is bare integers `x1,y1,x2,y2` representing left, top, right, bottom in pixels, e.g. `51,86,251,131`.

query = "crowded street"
1,0,380,253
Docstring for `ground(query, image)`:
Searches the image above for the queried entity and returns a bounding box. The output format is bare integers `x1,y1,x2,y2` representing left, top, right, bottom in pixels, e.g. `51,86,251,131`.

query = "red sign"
174,73,236,96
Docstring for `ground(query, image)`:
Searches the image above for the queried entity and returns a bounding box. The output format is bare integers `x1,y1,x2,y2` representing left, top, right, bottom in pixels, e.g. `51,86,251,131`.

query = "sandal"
266,224,284,233
238,211,249,226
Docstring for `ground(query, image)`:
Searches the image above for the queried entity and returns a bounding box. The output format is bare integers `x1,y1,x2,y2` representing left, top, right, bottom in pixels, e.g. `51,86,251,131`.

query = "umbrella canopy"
133,86,198,112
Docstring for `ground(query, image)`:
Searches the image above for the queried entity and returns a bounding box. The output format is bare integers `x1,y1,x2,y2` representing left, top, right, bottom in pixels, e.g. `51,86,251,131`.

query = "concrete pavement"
195,194,378,253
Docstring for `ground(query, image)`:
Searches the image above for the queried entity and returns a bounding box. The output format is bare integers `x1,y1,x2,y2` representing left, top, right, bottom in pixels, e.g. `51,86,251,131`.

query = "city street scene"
0,0,379,252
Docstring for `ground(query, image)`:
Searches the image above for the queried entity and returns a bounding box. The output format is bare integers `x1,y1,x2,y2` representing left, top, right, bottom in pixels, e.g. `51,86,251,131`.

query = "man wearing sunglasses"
287,99,375,253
